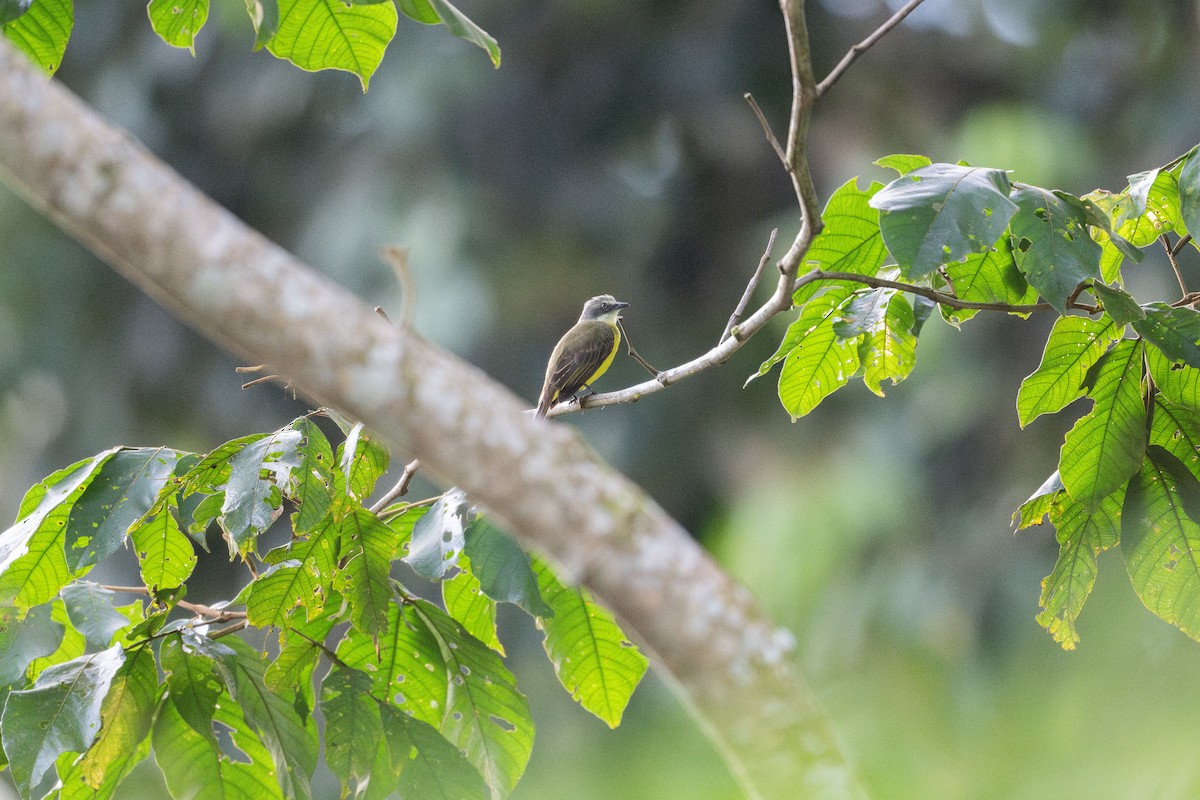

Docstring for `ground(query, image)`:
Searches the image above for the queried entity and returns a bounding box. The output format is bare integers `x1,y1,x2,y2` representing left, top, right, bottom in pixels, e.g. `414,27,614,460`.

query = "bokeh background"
3,0,1200,797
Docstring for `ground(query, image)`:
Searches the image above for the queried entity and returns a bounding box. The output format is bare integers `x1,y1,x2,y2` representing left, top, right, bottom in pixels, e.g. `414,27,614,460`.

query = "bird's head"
579,294,630,324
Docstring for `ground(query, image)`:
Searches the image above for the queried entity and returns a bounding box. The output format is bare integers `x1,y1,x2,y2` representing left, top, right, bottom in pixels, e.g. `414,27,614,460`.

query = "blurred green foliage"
4,0,1200,797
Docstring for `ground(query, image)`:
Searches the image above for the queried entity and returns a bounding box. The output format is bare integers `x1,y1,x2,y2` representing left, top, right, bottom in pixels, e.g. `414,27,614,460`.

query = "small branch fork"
542,0,961,418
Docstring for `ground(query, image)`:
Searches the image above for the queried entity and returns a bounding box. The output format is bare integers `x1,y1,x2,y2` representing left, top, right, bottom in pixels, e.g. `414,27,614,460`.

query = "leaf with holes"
870,163,1017,278
1146,344,1200,410
1151,398,1200,483
2,0,71,73
942,237,1038,323
404,488,471,580
129,510,197,592
336,422,389,503
859,293,918,397
60,583,130,648
463,517,552,618
333,508,396,637
1009,186,1102,313
444,556,504,655
147,0,208,52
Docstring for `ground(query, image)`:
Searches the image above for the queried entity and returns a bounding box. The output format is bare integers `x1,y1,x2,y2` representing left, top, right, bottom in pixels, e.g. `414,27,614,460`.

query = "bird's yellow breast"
585,322,620,385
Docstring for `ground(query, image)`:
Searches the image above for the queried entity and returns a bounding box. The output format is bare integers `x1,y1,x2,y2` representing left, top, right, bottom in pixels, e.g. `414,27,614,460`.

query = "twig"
209,620,248,639
816,0,927,97
803,269,1048,313
369,458,421,515
376,493,443,521
1161,233,1189,297
721,229,778,344
381,245,416,330
744,93,787,165
1172,234,1193,257
617,319,661,376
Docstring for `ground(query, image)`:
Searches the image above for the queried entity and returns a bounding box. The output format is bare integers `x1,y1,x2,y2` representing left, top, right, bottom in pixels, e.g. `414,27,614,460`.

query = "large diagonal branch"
0,41,864,800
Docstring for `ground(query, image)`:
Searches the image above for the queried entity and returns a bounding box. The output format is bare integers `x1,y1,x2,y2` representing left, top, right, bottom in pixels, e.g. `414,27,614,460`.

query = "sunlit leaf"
793,178,888,306
1146,344,1200,410
219,427,303,557
1059,339,1146,510
336,422,389,503
1179,146,1200,239
397,0,499,67
1150,397,1200,483
942,237,1038,323
333,508,396,637
1013,471,1064,529
2,0,71,74
129,510,197,592
860,293,917,397
75,646,156,789
409,600,534,797
1122,445,1200,641
1016,314,1119,427
873,153,932,176
0,449,118,609
287,418,335,534
443,556,504,655
380,704,488,800
531,555,647,728
268,0,397,91
776,294,860,420
1116,170,1180,246
147,0,208,52
321,666,384,797
1036,488,1122,649
1091,282,1143,326
870,163,1017,278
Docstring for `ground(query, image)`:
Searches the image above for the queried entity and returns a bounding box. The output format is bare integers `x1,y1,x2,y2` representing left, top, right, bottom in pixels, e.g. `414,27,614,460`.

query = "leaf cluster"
0,415,647,799
1,0,498,87
759,144,1200,650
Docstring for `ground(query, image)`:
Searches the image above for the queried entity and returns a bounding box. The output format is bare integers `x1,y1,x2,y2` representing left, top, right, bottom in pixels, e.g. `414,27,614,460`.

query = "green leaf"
776,295,860,420
942,237,1038,323
2,0,71,74
531,555,647,728
153,663,284,800
0,448,119,609
336,422,390,503
265,610,338,726
1122,445,1200,640
860,293,918,397
184,631,320,800
1016,314,1119,427
129,510,196,592
397,0,499,67
443,557,503,655
1013,471,1064,529
380,704,488,800
0,0,31,25
259,511,339,622
749,289,851,384
873,153,932,176
1059,338,1147,511
462,517,553,618
0,603,63,685
27,598,85,681
268,0,397,91
409,599,533,798
1036,489,1122,649
1,645,125,798
320,666,383,797
333,508,396,637
219,427,303,557
147,0,208,52
1133,302,1200,369
1150,397,1200,482
75,646,156,790
1146,344,1200,410
336,603,446,727
56,734,150,800
1179,147,1200,239
287,418,334,534
244,0,278,49
1091,282,1144,326
65,447,186,571
60,583,129,648
246,559,306,629
832,288,892,339
1116,170,1180,246
404,488,471,580
870,163,1017,278
1008,185,1102,313
793,178,888,307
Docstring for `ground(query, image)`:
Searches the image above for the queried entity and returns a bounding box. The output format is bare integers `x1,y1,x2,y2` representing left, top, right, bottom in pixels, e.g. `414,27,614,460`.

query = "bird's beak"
614,301,630,310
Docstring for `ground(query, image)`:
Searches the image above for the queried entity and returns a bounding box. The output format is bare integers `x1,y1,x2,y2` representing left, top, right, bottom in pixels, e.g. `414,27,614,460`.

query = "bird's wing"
538,322,616,414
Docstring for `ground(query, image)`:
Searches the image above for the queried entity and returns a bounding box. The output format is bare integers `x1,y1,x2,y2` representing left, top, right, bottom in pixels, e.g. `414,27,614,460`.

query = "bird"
536,294,630,418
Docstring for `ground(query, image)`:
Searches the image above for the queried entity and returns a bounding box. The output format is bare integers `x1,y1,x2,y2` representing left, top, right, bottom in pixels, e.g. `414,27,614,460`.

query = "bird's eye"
601,303,610,310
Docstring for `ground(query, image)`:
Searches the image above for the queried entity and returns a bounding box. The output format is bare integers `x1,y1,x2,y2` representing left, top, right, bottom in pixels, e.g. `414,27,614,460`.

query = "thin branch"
806,269,1048,313
617,319,661,376
816,0,927,97
721,228,778,345
1161,233,1189,297
209,620,248,639
369,458,422,514
744,93,787,165
1172,233,1193,257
